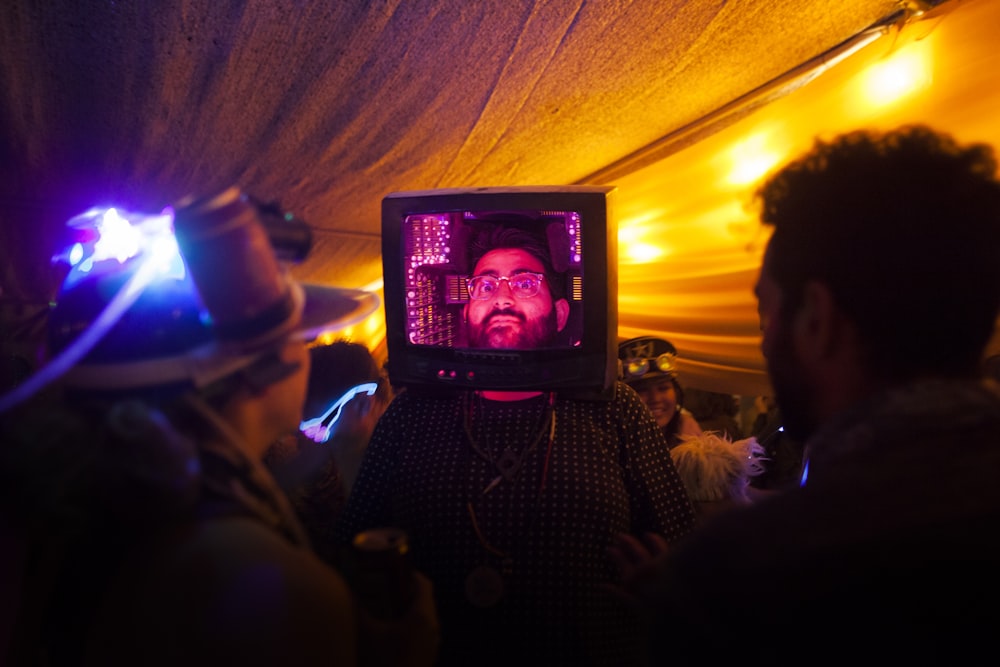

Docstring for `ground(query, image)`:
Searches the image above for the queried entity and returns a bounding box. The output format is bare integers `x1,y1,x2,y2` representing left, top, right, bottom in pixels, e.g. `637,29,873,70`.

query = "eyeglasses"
623,352,677,378
466,272,545,300
299,382,378,443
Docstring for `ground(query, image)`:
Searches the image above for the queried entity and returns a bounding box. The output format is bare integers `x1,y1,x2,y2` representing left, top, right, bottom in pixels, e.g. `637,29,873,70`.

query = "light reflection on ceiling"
587,0,1000,395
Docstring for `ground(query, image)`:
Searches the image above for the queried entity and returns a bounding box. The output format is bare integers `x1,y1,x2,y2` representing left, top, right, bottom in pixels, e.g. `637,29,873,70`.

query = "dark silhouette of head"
757,125,1000,383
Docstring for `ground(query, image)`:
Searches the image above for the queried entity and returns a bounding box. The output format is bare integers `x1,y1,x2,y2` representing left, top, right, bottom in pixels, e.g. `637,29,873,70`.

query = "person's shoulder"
376,388,463,430
385,387,463,408
91,515,357,664
607,381,660,422
665,487,817,570
557,381,647,417
160,515,350,592
611,380,645,406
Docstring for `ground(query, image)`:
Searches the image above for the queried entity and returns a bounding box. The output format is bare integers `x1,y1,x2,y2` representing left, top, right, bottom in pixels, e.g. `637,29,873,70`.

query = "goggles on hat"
623,351,678,379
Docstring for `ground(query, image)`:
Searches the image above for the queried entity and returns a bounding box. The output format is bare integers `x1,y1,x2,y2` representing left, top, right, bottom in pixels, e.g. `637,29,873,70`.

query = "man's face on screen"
464,247,569,349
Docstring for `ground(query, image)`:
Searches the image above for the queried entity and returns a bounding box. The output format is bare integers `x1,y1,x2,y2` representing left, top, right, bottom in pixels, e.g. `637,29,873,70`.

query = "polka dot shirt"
335,381,696,666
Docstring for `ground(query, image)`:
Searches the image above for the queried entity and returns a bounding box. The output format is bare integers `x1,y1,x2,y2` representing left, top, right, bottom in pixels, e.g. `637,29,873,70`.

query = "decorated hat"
617,336,679,385
45,187,379,394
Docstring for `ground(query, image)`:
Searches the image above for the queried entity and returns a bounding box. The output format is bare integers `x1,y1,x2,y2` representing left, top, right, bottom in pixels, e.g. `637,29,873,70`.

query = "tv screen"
381,186,617,395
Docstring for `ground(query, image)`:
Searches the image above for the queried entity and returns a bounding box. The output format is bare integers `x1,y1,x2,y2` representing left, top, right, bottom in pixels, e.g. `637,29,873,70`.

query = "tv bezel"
381,185,617,396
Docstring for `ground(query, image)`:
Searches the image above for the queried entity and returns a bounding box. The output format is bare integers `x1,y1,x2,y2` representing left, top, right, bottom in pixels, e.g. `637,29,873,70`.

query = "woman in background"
618,336,703,448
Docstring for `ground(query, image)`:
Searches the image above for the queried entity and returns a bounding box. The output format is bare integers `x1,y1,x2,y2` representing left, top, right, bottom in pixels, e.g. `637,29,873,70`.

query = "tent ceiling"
1,0,947,394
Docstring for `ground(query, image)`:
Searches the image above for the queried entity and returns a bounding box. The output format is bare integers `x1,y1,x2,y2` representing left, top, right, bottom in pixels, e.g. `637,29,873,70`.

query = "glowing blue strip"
0,252,163,413
299,382,378,443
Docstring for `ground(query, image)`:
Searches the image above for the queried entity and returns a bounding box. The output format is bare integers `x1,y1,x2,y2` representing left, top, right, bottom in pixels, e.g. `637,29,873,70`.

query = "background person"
746,395,804,492
618,336,703,448
682,387,744,440
610,124,1000,666
336,222,696,667
0,189,438,667
265,339,393,565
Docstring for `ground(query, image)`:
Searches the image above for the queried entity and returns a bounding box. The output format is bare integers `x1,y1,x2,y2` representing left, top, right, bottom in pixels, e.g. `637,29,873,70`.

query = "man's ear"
794,281,841,361
555,298,570,331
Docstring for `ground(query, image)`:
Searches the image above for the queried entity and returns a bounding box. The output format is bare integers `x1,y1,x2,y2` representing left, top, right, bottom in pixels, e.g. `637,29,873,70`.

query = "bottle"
348,527,415,619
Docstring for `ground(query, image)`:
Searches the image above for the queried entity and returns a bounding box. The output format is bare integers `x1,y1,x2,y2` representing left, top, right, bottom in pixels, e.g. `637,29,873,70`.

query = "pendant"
496,447,520,479
465,565,505,607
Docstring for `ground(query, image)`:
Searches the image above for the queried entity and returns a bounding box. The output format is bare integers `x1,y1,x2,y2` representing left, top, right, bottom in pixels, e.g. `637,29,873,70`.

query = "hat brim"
294,282,381,342
625,370,678,389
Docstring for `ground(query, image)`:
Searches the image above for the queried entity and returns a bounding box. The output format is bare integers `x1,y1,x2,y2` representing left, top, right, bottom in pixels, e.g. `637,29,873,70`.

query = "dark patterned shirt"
335,382,696,667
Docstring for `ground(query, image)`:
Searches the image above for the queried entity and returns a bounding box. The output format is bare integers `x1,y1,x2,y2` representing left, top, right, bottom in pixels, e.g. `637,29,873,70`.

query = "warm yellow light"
618,209,664,231
627,242,665,263
855,44,932,109
312,283,386,349
361,277,384,292
361,306,386,338
596,0,1000,394
688,201,756,242
619,219,669,263
725,132,784,186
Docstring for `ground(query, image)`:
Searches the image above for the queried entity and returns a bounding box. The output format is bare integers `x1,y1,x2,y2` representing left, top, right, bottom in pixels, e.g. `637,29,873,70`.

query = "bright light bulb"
94,208,141,263
857,47,932,109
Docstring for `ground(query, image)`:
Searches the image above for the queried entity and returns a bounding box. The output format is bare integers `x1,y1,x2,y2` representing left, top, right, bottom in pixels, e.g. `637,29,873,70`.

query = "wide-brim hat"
298,283,379,342
46,189,381,393
49,265,379,394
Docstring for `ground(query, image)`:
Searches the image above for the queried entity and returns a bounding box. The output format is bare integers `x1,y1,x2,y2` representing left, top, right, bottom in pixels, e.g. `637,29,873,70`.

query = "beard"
765,314,818,442
467,306,559,349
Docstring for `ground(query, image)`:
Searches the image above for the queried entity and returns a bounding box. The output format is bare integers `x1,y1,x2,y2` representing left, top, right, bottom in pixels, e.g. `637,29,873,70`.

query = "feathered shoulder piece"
670,431,767,502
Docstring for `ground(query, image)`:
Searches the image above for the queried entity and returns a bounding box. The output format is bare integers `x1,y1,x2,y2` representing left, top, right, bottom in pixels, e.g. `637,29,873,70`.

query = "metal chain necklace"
461,390,557,607
463,390,554,491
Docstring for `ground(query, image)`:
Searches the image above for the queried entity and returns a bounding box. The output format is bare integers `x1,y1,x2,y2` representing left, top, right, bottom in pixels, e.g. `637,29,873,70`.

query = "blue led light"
0,204,191,414
60,206,184,288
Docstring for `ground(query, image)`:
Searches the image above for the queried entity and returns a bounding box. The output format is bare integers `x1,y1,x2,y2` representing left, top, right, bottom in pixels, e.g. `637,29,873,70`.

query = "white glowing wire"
299,382,378,443
0,253,163,413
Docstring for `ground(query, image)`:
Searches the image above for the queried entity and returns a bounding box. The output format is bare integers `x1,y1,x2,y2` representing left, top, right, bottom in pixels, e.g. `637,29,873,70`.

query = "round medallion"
464,565,504,607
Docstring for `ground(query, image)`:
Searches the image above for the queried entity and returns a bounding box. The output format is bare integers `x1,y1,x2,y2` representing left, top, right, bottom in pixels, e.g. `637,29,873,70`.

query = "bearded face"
466,303,561,349
464,247,569,350
755,246,817,442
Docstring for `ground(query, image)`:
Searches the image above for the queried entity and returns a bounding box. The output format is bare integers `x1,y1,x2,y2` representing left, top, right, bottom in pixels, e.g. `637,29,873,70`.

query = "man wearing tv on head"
335,219,697,667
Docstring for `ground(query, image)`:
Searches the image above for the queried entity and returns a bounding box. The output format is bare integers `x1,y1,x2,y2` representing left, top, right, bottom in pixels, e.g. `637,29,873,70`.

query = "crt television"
381,185,617,395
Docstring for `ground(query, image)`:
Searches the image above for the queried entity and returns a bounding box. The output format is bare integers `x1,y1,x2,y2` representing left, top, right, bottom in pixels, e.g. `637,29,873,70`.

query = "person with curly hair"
611,125,1000,666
